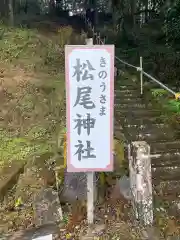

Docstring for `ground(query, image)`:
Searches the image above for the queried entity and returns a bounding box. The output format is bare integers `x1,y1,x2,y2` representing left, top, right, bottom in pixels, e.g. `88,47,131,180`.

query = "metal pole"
140,56,143,95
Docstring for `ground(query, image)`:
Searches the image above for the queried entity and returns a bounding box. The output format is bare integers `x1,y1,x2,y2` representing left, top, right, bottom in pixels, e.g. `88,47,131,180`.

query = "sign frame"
65,45,114,172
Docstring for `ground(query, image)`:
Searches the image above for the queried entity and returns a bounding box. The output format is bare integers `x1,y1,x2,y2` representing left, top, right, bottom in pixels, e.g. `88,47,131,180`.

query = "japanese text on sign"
65,45,114,172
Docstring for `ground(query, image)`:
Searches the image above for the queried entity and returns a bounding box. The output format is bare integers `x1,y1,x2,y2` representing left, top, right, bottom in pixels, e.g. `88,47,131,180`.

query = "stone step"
116,88,138,93
122,123,169,131
114,97,143,104
115,84,136,90
115,88,139,92
151,153,180,168
114,102,148,109
151,141,180,154
126,125,171,136
115,90,140,98
117,85,138,90
115,81,140,91
115,108,161,117
115,95,142,100
115,114,164,125
152,165,180,182
115,95,141,100
127,128,175,142
116,80,137,86
116,116,158,125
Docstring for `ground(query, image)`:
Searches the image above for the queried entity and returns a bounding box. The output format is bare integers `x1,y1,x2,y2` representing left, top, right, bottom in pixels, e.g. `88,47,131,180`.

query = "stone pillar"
128,141,153,225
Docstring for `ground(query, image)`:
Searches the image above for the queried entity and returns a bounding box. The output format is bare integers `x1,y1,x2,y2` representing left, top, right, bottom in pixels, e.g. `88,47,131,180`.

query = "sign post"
86,38,95,226
65,43,114,225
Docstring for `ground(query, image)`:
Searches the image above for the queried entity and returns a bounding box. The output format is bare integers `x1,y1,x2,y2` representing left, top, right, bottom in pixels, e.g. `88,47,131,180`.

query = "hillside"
0,18,73,236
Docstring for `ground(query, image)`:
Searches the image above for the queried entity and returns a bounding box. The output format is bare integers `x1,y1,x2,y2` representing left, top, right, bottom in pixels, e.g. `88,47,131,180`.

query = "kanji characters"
74,86,95,109
71,53,111,162
72,58,95,82
74,140,96,161
74,113,96,136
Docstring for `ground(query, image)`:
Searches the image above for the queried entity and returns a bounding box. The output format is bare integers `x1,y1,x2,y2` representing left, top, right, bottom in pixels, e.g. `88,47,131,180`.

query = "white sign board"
65,45,114,172
32,234,52,240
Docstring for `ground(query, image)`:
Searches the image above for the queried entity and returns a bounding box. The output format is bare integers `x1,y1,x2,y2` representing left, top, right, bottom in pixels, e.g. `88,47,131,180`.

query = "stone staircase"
114,74,180,216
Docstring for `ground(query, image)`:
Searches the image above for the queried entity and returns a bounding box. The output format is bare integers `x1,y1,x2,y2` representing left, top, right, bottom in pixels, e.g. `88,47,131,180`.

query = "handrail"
81,13,179,98
142,71,176,96
115,56,138,70
115,56,176,97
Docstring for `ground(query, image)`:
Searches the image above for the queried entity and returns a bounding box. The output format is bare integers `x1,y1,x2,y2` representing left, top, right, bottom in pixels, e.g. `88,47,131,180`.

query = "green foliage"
101,0,180,87
58,26,73,47
163,0,180,46
151,88,168,98
0,22,69,165
151,88,180,113
0,23,72,72
25,126,49,140
97,25,117,44
0,128,54,164
165,99,180,112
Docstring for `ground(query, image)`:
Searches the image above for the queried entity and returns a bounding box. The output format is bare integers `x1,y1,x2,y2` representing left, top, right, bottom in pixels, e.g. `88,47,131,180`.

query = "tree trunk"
8,0,14,26
130,0,136,27
92,0,98,30
145,0,149,23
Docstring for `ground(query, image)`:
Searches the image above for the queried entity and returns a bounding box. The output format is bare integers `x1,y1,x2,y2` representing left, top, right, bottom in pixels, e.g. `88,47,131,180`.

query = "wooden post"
87,171,94,225
86,37,95,226
140,56,143,95
129,141,153,226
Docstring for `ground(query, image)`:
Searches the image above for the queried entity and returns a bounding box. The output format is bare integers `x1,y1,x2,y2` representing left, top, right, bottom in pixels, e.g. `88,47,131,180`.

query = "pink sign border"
65,45,114,172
